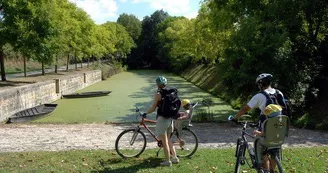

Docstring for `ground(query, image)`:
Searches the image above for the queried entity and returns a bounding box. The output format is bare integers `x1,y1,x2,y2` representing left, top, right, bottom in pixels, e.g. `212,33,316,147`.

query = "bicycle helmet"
256,73,273,84
181,99,191,107
156,76,167,86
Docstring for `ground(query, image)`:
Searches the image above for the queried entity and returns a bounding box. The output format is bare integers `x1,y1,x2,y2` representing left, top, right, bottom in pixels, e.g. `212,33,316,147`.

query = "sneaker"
160,160,172,167
171,157,179,164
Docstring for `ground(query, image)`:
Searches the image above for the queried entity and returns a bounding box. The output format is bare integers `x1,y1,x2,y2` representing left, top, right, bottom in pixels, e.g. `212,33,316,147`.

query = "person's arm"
146,93,160,114
234,105,251,120
178,111,190,120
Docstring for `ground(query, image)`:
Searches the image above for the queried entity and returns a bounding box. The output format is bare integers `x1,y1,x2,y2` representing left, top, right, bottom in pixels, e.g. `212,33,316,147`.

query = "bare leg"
263,155,270,170
168,132,177,158
269,157,277,172
159,133,170,161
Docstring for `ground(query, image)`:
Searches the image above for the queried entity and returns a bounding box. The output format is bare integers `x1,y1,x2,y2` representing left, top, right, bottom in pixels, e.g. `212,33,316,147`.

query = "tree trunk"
55,57,58,73
24,56,27,77
66,54,70,71
87,57,90,68
81,58,83,68
0,49,6,81
75,52,77,70
42,62,45,75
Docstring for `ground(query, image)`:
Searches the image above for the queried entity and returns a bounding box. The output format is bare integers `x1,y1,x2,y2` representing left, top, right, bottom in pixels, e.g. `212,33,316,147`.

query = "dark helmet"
156,76,167,86
256,73,273,85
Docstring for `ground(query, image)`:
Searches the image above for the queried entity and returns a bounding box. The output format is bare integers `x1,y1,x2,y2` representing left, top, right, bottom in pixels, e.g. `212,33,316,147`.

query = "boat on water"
6,104,58,123
62,91,112,99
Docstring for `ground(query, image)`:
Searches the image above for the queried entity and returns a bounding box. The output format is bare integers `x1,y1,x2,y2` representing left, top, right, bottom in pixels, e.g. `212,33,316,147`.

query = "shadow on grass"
94,157,162,173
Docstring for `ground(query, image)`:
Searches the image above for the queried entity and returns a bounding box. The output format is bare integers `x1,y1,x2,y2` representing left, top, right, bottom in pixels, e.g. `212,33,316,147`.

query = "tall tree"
117,13,142,41
139,10,169,68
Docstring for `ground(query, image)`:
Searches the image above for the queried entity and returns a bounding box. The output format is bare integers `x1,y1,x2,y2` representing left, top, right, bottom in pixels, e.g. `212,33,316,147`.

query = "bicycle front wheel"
171,128,198,158
234,143,245,173
115,129,147,158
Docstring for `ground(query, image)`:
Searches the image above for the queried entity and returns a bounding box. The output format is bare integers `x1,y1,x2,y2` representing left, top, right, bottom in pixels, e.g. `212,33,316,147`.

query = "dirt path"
0,123,327,153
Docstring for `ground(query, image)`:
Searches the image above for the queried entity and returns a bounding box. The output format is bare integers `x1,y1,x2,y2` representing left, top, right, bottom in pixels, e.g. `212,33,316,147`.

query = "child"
174,99,193,136
253,104,283,136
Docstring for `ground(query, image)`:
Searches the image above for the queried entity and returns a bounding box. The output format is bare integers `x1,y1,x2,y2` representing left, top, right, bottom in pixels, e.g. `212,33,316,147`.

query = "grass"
0,147,327,173
4,58,66,74
33,70,236,124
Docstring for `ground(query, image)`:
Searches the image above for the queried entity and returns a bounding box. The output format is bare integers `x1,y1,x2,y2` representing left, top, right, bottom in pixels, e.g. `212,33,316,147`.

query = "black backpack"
158,87,181,119
261,89,292,117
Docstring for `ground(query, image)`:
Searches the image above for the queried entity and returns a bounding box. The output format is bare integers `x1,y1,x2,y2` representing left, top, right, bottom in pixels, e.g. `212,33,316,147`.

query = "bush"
92,61,124,80
192,109,215,123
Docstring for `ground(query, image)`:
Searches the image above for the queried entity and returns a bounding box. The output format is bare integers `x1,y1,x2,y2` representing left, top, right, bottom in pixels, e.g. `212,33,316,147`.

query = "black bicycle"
228,115,285,173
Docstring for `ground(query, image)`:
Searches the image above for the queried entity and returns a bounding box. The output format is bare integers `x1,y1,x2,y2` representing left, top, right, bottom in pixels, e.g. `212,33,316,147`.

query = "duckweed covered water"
34,70,235,123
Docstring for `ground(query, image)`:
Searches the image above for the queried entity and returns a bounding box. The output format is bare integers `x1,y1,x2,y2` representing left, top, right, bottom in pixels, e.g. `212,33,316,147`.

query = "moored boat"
6,104,58,123
62,91,111,99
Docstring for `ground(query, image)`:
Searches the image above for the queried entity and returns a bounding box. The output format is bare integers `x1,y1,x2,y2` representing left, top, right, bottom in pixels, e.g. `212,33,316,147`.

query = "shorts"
155,115,173,136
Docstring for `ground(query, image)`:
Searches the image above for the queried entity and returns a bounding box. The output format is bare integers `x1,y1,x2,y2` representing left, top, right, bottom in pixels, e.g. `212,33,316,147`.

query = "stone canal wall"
0,70,101,121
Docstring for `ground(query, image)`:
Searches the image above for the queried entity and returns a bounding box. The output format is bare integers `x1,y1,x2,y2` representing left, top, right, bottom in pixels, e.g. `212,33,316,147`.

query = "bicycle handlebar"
135,101,200,119
228,115,257,128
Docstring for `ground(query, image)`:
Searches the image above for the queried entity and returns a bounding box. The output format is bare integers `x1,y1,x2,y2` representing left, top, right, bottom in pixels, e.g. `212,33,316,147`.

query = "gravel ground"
0,123,327,153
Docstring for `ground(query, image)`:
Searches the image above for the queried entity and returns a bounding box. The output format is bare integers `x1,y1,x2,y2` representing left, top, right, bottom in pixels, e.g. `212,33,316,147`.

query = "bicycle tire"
234,144,245,173
171,128,198,158
115,129,147,158
274,154,283,173
235,138,241,157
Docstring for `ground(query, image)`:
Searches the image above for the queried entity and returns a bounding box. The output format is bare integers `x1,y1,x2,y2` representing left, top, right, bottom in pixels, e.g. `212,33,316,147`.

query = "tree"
138,10,169,68
117,13,141,41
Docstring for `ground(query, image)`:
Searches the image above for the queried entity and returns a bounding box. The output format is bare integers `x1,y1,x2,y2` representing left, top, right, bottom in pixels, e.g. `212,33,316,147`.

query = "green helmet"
156,76,167,86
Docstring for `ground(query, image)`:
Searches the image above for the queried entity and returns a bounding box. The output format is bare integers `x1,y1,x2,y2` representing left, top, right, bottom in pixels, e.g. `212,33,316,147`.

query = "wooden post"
55,79,60,93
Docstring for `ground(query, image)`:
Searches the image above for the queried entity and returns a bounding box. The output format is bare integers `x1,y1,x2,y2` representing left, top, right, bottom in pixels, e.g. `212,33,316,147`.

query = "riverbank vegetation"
126,1,328,130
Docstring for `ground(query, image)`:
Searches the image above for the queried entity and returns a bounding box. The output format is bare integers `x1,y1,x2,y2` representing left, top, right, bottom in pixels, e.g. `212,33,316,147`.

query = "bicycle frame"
239,122,257,168
136,116,163,147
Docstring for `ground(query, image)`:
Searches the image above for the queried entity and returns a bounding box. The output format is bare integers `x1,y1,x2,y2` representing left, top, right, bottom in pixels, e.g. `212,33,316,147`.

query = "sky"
68,0,202,24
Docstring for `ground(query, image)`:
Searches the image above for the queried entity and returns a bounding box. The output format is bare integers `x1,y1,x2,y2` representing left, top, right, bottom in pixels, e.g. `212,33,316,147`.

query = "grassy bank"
0,147,327,172
4,58,67,74
181,64,241,107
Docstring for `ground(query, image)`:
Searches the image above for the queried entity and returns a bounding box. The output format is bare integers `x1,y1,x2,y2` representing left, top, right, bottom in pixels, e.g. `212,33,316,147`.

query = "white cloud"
119,0,128,2
131,0,197,17
69,0,118,24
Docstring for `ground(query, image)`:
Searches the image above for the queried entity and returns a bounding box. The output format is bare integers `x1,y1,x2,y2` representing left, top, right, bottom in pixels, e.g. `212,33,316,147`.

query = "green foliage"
127,10,169,69
117,13,142,41
0,0,135,78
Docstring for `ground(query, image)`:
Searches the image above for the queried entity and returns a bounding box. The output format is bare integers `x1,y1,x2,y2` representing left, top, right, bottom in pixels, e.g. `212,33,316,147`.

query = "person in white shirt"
232,73,286,172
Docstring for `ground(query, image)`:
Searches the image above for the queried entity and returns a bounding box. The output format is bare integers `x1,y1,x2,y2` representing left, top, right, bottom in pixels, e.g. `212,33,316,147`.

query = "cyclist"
143,76,179,166
232,73,287,172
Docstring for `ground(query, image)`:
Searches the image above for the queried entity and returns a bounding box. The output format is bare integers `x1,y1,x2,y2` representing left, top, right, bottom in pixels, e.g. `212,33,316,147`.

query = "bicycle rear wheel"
272,153,283,173
171,128,198,158
115,129,147,158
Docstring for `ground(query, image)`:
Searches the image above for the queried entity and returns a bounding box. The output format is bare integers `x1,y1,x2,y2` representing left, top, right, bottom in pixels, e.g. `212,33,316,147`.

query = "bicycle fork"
130,126,141,145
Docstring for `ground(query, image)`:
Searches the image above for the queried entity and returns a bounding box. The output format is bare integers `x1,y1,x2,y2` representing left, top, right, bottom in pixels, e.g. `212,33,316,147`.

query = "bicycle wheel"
171,128,198,158
115,129,147,158
273,153,283,173
234,143,245,173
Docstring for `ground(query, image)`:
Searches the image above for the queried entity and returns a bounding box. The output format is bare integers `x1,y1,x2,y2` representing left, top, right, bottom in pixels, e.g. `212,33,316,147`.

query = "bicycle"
115,102,199,158
228,115,288,173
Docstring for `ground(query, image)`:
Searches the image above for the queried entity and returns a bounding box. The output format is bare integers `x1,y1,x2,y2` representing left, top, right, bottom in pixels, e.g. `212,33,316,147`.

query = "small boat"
6,104,58,123
62,90,112,99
